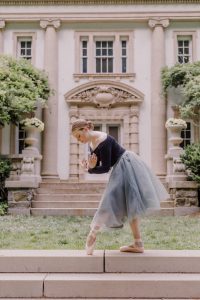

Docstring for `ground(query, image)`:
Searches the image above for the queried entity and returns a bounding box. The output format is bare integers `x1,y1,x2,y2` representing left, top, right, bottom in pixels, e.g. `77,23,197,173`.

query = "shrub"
180,143,200,183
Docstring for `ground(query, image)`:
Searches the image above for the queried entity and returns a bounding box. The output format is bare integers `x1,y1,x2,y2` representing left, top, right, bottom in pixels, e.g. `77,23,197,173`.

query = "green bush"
180,143,200,183
0,158,12,203
0,54,51,126
0,202,8,216
161,62,200,118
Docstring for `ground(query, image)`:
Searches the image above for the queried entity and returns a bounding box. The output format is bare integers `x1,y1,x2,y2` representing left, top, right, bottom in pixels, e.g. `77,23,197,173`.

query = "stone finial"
0,20,5,29
148,18,170,29
40,19,61,29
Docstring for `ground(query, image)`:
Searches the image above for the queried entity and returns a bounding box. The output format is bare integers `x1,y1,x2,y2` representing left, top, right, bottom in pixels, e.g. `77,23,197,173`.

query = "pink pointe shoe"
85,230,97,255
120,240,144,253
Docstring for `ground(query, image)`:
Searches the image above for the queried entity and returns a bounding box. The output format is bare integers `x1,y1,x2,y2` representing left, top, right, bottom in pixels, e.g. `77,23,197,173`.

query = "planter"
167,124,184,148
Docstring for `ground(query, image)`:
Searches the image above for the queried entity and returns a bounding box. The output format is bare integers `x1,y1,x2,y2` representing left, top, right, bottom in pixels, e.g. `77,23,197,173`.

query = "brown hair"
71,119,94,132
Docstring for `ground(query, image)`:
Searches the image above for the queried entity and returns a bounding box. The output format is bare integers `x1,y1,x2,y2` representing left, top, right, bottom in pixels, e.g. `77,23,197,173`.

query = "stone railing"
5,127,42,215
165,122,200,215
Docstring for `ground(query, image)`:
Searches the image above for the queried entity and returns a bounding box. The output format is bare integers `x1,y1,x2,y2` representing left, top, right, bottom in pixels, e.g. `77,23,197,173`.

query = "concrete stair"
31,181,173,216
0,250,200,298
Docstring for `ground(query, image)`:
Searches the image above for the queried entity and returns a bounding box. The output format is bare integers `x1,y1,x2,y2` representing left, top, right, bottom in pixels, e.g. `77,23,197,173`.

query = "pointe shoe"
120,240,144,253
85,231,96,255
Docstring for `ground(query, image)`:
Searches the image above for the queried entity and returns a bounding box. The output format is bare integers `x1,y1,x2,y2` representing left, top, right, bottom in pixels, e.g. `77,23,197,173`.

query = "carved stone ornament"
148,18,170,28
66,83,143,108
40,19,61,29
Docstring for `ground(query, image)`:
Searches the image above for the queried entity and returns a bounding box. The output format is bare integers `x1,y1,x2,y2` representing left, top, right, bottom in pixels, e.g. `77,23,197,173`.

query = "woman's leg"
120,218,144,253
85,225,100,255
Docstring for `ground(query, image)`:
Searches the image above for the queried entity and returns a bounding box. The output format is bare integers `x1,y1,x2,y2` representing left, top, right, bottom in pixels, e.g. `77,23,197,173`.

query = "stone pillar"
0,20,5,154
148,18,169,176
129,106,139,154
69,106,79,180
40,19,61,178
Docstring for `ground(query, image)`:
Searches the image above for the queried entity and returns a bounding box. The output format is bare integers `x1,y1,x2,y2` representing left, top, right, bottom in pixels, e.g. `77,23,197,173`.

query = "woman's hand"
80,159,89,171
88,153,97,169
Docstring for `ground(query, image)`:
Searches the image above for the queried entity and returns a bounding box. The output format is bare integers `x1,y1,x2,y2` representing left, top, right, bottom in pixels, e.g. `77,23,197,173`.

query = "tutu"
90,151,169,230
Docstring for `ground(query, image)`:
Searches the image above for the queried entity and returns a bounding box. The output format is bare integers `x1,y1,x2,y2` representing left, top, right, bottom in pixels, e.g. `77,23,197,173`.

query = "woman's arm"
88,145,112,174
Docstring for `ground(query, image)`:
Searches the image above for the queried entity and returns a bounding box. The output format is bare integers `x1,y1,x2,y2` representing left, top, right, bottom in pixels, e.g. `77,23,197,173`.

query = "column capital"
40,19,61,30
148,18,170,29
0,20,5,29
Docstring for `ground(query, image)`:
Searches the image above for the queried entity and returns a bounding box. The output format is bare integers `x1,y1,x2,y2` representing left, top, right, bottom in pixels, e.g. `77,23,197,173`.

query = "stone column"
129,106,139,154
69,107,79,180
0,20,5,154
148,18,169,176
40,19,61,178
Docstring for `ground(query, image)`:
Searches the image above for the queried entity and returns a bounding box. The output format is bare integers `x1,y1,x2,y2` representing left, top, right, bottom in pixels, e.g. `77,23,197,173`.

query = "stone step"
32,201,100,208
0,250,200,274
31,207,174,216
0,250,103,273
37,188,105,194
31,208,97,216
35,194,102,201
31,199,173,208
43,273,200,298
1,272,200,298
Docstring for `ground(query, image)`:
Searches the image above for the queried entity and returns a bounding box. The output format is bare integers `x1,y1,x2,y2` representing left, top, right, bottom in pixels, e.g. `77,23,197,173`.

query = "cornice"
1,0,200,5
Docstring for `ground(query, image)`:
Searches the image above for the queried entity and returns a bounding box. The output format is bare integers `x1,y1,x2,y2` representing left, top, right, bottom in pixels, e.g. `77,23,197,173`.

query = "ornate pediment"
65,81,143,108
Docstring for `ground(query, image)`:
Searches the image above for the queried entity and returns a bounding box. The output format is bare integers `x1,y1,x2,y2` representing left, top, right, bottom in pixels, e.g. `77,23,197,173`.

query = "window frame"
173,31,197,64
74,30,135,81
13,32,37,64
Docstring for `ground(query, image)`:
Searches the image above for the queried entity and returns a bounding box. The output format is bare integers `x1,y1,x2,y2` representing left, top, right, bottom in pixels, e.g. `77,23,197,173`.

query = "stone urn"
165,118,187,148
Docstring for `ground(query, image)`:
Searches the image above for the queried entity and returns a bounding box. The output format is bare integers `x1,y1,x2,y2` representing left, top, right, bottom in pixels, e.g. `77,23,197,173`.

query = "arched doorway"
65,80,144,181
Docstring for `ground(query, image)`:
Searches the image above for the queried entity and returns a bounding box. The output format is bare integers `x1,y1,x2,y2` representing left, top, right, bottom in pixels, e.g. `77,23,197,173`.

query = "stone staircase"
31,181,174,216
0,249,200,298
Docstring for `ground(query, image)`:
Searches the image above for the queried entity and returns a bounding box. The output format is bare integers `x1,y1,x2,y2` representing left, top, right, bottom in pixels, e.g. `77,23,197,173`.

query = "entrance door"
84,123,121,181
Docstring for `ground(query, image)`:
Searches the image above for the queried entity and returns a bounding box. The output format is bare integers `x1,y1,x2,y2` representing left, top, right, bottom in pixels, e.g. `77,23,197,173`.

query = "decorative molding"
0,20,5,29
0,0,200,5
65,80,143,108
148,18,170,28
40,19,61,29
73,73,136,83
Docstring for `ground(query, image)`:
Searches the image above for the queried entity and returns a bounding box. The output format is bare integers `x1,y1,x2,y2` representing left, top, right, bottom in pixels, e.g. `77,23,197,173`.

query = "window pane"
184,56,189,63
178,48,183,54
96,41,101,48
122,40,126,48
82,58,87,73
178,40,183,47
102,58,107,72
96,48,101,56
27,49,31,56
122,58,127,73
184,48,189,54
108,58,113,72
102,48,107,56
82,40,87,48
96,58,101,73
21,41,26,48
27,41,32,48
108,126,119,142
122,48,126,56
102,41,107,48
82,49,87,56
21,49,25,55
108,49,113,56
108,41,113,48
184,40,189,47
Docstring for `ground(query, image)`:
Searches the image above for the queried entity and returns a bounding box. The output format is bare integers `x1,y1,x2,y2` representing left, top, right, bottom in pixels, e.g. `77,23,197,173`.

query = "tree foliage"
0,55,51,125
161,62,200,118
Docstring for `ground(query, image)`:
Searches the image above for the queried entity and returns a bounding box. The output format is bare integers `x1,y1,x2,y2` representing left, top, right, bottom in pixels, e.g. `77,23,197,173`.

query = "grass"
0,215,200,250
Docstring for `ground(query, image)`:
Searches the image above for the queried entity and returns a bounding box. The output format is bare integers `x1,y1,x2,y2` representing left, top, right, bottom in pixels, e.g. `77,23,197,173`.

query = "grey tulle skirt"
90,151,169,231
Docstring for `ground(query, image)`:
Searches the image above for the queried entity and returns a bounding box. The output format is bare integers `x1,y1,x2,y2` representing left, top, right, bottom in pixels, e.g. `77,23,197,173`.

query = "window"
121,40,127,73
18,124,26,154
95,41,113,73
74,31,135,81
13,32,36,64
180,122,191,149
177,36,192,64
94,123,120,143
81,40,88,73
17,37,32,60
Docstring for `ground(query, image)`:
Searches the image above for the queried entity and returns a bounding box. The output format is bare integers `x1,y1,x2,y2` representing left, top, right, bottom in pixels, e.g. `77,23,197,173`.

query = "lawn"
0,215,200,250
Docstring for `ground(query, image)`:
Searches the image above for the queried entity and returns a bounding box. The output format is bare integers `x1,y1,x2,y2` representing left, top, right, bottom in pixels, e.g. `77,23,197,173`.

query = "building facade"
0,0,200,184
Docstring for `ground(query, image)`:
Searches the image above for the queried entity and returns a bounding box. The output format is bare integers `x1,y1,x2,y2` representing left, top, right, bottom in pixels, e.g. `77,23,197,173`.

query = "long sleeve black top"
88,135,125,174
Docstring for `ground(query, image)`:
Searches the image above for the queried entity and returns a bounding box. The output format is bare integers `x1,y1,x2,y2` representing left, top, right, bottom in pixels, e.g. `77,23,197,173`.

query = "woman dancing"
72,119,169,255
